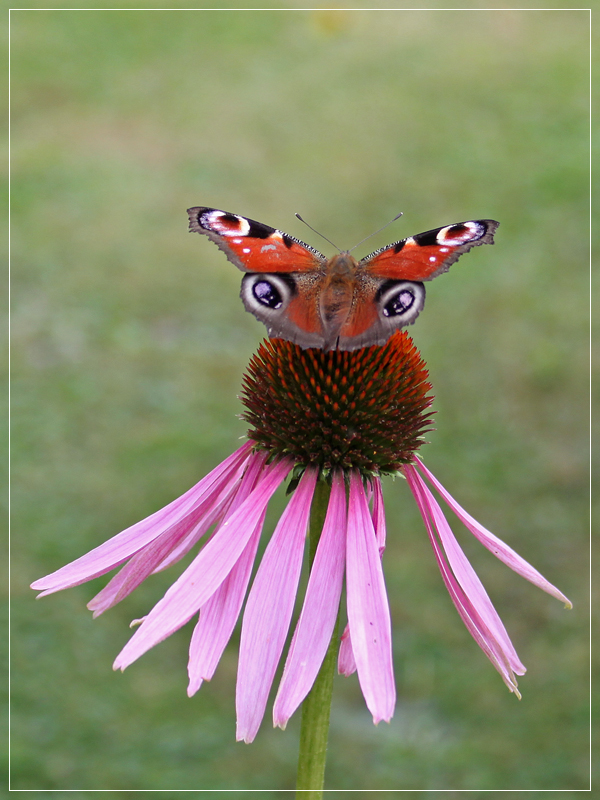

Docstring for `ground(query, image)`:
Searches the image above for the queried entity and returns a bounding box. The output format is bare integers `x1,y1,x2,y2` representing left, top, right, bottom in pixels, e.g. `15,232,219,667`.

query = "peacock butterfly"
187,206,498,351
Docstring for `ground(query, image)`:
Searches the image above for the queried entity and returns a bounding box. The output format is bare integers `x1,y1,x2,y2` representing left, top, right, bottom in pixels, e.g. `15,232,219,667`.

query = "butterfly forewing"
187,207,325,273
360,220,499,282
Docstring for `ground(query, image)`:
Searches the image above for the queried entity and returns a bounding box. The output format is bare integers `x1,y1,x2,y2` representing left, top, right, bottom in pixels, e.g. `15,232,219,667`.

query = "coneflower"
31,331,570,748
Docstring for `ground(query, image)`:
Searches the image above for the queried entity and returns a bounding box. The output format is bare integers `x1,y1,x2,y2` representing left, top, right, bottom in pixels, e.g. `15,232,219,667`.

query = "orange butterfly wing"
360,220,499,281
187,207,324,273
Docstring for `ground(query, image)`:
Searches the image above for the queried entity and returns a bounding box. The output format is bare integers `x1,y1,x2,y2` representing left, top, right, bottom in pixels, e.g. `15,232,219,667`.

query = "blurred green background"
10,5,590,795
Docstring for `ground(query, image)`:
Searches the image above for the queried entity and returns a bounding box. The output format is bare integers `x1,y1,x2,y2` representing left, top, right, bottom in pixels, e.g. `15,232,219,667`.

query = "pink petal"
424,513,520,692
187,508,266,696
113,457,293,671
187,454,269,695
406,465,525,674
371,477,387,554
337,623,357,676
273,471,347,728
236,468,318,743
150,450,269,575
413,457,572,608
337,477,385,680
90,452,268,619
404,466,522,693
346,471,395,724
150,477,241,574
31,443,253,596
87,483,234,617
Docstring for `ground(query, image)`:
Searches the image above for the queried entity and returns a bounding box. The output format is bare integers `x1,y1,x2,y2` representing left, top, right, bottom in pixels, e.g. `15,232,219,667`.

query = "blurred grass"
9,6,590,793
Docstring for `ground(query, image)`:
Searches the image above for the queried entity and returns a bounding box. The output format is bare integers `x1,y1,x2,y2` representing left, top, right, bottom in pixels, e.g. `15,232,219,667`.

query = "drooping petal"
346,471,395,724
236,468,318,743
150,450,269,576
113,457,293,671
150,479,240,574
90,454,268,616
406,464,525,673
337,476,386,679
31,443,253,596
187,453,269,695
372,477,386,554
87,474,241,617
420,505,520,692
337,623,357,676
187,509,266,696
273,471,347,728
404,465,523,693
413,457,572,608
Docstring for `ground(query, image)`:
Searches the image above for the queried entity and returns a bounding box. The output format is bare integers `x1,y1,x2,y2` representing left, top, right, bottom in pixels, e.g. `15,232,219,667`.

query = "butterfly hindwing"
360,220,499,281
336,274,427,350
240,271,327,350
187,207,325,273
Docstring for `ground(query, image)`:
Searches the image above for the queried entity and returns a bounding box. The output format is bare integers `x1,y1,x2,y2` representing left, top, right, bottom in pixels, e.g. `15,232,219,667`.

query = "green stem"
295,479,339,800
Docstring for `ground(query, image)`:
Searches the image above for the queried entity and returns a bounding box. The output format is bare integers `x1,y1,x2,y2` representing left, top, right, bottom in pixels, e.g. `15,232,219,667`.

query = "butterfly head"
327,251,359,276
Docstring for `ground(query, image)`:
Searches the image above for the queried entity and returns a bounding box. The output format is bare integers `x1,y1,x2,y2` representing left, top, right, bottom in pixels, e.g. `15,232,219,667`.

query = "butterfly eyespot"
437,221,485,245
383,288,416,317
253,279,283,309
241,273,294,314
374,281,426,331
201,210,252,237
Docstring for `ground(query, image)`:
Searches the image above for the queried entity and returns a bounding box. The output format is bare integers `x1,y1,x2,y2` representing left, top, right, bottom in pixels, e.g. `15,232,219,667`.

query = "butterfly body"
188,207,498,351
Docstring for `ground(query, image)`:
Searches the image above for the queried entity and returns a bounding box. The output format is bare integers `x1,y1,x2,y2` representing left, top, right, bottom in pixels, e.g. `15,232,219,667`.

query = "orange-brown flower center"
240,332,434,476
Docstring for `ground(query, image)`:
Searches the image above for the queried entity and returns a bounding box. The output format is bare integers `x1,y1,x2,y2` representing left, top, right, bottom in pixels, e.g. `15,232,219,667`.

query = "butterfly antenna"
295,213,341,252
348,212,404,253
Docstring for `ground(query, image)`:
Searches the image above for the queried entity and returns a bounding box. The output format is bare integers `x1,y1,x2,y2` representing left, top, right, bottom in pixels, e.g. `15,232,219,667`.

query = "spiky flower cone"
240,331,434,476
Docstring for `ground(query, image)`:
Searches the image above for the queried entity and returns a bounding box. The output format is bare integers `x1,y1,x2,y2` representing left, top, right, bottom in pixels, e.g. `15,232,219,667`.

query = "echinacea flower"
31,331,571,742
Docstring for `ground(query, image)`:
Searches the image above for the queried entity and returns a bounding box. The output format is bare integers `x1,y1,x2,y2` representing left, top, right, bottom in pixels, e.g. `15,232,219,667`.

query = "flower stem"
295,479,339,799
